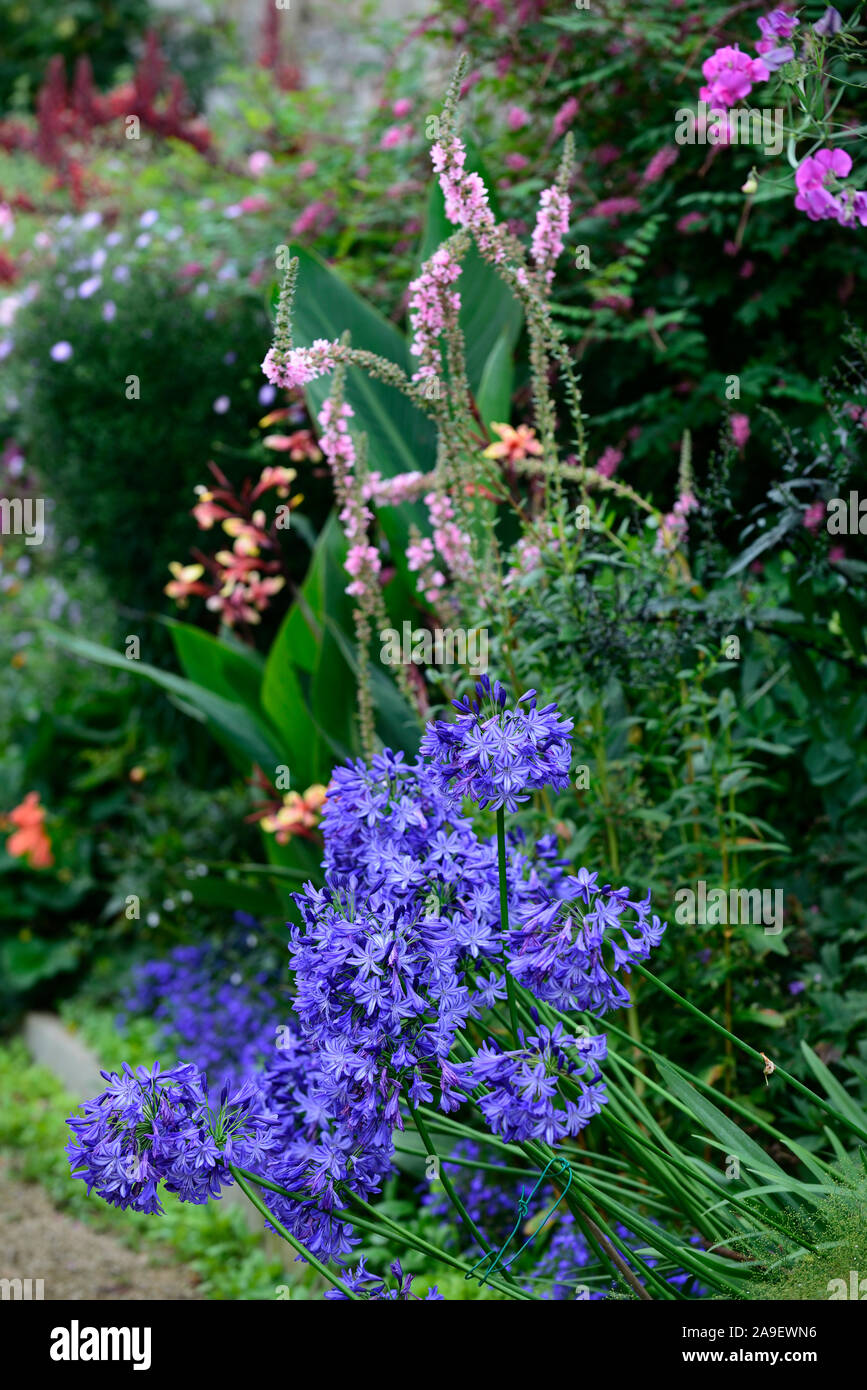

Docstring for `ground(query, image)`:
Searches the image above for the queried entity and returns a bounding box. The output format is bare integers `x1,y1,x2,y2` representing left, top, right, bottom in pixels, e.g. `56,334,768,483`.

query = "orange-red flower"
482,422,544,464
5,791,53,868
261,784,328,844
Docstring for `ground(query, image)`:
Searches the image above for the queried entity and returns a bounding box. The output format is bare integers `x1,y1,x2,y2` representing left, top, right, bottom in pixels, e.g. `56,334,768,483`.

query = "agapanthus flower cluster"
325,1257,443,1301
67,1062,276,1213
67,682,668,1287
420,675,573,811
255,739,578,1257
254,1026,392,1262
508,871,667,1014
454,1024,608,1145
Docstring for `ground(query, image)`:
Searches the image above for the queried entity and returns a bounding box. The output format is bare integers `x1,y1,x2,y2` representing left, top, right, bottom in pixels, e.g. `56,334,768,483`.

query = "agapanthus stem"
413,1105,515,1284
629,962,867,1143
496,805,520,1041
230,1166,361,1301
340,1189,533,1300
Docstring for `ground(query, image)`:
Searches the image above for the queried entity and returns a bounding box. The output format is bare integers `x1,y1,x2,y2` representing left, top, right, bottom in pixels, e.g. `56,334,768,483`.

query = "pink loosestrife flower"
699,46,770,107
655,493,699,555
595,446,622,478
381,124,412,150
507,105,531,132
552,97,580,140
590,197,641,221
803,501,826,534
317,397,381,600
292,201,333,238
363,471,427,507
531,185,570,284
431,137,502,261
425,490,471,577
262,338,337,390
407,246,462,380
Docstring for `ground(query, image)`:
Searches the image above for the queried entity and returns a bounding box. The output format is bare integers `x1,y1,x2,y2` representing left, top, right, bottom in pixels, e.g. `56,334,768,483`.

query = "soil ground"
0,1156,203,1301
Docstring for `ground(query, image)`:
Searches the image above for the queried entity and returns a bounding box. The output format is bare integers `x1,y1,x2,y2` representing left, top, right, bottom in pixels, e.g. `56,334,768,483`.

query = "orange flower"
261,783,328,844
482,422,544,464
5,791,53,868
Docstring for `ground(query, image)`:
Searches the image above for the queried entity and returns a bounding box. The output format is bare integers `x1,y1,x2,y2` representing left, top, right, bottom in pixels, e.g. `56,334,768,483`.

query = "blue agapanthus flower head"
419,674,574,811
508,874,667,1014
454,1022,608,1146
66,1060,276,1213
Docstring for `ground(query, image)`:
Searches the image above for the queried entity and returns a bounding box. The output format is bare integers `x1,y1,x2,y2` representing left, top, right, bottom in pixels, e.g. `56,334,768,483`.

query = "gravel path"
0,1158,203,1301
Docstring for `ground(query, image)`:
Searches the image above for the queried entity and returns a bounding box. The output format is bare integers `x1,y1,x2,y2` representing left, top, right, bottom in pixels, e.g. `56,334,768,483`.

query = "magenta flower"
552,97,579,140
530,185,570,284
756,9,799,53
507,105,531,132
794,148,858,224
590,197,641,221
595,446,622,478
803,501,826,534
700,45,770,108
641,147,678,185
380,124,412,151
730,413,750,449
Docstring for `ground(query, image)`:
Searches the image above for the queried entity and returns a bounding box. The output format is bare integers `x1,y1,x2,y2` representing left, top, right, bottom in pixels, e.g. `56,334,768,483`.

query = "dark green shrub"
11,219,271,611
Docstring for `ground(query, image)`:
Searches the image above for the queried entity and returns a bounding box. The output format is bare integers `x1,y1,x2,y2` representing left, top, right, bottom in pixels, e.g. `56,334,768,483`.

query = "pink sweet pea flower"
700,45,770,108
794,148,851,222
756,9,799,53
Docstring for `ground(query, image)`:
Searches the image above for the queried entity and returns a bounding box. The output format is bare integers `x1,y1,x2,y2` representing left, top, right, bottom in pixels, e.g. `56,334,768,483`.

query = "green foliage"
11,232,270,611
0,0,150,112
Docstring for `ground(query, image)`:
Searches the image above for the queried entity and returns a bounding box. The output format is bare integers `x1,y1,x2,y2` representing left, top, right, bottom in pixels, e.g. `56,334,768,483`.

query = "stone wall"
154,0,427,96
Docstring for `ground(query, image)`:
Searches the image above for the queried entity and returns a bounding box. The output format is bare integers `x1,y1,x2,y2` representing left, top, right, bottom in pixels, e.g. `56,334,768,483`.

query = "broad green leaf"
167,619,264,710
42,627,282,772
476,326,516,432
